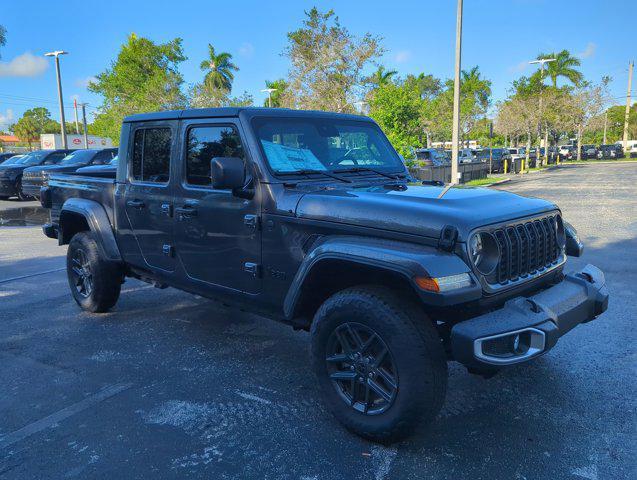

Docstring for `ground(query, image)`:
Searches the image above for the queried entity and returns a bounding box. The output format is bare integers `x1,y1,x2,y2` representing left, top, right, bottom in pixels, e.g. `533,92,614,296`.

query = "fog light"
474,328,545,365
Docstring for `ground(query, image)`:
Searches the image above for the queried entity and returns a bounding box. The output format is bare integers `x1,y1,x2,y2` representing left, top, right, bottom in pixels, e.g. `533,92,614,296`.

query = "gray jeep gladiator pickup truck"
40,108,609,442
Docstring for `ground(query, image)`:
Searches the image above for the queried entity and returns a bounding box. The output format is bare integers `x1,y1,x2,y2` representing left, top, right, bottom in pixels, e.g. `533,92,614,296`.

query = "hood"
294,184,557,241
37,164,86,174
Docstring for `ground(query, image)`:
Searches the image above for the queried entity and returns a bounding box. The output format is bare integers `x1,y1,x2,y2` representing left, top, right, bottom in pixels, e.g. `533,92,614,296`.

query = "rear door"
172,119,261,294
123,122,176,272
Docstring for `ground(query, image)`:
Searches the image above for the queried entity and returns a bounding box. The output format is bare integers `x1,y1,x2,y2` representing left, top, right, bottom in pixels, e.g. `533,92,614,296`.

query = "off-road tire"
16,177,28,201
310,285,447,443
66,231,122,312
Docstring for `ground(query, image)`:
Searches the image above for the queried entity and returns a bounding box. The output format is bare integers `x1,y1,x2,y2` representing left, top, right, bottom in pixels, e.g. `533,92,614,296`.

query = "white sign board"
40,134,114,150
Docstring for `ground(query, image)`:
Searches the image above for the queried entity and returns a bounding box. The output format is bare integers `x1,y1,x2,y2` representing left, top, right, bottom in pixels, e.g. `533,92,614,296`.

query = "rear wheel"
16,177,28,201
310,286,447,443
67,231,122,312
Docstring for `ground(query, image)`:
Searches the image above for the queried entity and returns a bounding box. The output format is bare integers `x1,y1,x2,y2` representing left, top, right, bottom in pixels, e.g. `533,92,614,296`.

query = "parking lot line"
0,267,65,285
0,383,132,449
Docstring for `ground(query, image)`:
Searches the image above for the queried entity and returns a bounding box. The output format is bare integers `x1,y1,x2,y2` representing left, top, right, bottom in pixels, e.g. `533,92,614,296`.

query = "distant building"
0,134,20,148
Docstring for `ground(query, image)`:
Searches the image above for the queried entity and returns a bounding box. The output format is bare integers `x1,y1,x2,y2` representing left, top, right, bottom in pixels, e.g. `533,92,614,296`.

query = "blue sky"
1,0,635,129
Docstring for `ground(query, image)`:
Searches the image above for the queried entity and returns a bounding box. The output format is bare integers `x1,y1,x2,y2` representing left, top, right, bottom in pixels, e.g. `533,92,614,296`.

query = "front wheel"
310,286,447,443
66,231,123,312
16,177,28,201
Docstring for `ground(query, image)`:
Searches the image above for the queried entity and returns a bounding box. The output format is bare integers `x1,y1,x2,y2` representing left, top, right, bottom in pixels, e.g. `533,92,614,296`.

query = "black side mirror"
210,157,245,190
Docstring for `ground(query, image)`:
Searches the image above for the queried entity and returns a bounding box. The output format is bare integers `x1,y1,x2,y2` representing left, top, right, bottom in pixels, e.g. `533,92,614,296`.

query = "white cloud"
238,42,254,58
578,42,596,59
75,76,97,88
394,50,412,63
0,52,48,77
508,61,529,74
0,109,15,129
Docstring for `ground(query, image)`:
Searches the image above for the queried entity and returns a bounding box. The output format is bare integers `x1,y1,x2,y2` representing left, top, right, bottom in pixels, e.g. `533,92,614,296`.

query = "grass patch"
466,176,506,186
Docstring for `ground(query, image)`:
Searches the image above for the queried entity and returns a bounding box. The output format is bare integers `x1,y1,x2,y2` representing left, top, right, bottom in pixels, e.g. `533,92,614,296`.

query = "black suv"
41,108,608,442
478,148,512,172
0,149,72,200
22,148,117,199
597,144,623,159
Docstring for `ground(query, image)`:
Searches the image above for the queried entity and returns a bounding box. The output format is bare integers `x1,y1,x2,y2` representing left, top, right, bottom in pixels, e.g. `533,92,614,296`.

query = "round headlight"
469,232,499,275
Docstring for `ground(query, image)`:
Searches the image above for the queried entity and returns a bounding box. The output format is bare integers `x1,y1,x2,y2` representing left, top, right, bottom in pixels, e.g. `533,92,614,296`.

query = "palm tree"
461,66,492,109
537,50,583,88
200,44,238,92
263,79,288,108
369,66,398,87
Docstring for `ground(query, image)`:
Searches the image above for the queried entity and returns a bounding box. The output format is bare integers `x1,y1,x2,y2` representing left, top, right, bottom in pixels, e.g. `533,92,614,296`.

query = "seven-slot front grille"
492,215,561,284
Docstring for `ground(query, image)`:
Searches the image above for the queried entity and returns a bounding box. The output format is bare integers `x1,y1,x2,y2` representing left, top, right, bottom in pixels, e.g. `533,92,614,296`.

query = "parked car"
0,152,19,164
477,148,512,172
458,148,478,164
414,148,450,166
597,144,623,159
22,148,117,199
0,149,72,200
558,145,576,160
580,144,598,160
40,107,608,443
75,155,119,177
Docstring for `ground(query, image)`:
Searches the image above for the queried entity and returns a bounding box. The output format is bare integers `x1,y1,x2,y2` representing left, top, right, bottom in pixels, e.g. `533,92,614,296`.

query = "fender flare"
283,235,480,319
59,198,122,262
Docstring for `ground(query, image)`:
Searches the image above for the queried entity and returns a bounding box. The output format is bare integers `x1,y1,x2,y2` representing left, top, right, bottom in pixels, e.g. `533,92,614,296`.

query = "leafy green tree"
368,66,397,87
189,83,253,108
200,44,238,93
368,82,425,157
537,50,583,88
283,7,383,112
262,79,289,107
89,33,187,142
22,107,58,133
12,116,39,150
403,73,442,100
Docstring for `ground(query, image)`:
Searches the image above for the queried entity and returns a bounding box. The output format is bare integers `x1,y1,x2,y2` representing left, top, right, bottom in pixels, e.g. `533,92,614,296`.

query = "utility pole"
73,98,80,134
44,50,69,149
529,57,555,167
81,103,89,149
450,0,463,185
623,60,634,152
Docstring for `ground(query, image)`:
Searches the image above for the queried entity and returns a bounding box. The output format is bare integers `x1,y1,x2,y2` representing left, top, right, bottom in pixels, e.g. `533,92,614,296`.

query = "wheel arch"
59,198,122,262
283,236,476,326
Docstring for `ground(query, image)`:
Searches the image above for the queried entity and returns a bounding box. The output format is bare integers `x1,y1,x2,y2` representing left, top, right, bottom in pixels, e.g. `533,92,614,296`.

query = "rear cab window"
131,127,172,183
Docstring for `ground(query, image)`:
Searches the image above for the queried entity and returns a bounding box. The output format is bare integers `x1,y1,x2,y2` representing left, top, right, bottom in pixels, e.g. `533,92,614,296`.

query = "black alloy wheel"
326,322,398,415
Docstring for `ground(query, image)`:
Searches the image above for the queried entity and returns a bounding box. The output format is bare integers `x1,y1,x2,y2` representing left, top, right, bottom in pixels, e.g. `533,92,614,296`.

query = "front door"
123,122,176,272
173,120,261,294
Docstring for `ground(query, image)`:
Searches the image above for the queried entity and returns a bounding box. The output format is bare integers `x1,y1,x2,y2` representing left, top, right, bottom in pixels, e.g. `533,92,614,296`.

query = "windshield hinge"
438,225,458,252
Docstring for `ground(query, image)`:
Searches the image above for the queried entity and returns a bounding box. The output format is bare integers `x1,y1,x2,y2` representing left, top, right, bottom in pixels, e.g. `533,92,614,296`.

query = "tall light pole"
80,103,89,149
622,60,634,152
450,0,463,185
261,88,276,108
44,50,69,148
529,58,555,166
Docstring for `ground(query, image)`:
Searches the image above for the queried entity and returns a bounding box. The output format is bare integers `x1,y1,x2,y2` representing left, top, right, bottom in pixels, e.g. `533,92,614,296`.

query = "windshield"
1,155,24,165
109,156,118,165
59,150,96,166
252,117,403,174
16,151,48,166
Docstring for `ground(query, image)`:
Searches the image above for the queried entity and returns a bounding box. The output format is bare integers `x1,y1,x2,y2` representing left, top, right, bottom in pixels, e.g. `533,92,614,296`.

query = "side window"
131,128,172,183
186,125,244,187
45,152,67,164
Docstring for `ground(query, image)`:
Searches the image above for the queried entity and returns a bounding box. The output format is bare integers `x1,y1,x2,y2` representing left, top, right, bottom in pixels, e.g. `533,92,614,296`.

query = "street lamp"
353,101,368,114
261,88,277,108
44,50,69,149
450,0,463,185
529,58,555,166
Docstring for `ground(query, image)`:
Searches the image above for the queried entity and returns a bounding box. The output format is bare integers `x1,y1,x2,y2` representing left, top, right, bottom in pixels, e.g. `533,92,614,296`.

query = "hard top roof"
123,107,370,123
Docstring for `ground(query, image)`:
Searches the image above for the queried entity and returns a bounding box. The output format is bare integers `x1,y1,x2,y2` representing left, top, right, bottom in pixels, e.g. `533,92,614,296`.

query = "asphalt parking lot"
0,163,635,480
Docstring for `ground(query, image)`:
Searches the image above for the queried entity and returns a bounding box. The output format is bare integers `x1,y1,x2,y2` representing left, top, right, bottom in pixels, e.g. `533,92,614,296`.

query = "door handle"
126,199,145,209
175,205,198,219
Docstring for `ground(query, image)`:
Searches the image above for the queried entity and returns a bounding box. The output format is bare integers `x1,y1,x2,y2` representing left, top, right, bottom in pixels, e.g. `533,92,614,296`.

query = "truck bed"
48,173,116,226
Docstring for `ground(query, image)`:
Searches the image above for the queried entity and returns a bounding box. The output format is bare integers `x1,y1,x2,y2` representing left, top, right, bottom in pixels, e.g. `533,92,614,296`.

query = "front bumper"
0,178,17,196
451,264,608,368
21,180,43,198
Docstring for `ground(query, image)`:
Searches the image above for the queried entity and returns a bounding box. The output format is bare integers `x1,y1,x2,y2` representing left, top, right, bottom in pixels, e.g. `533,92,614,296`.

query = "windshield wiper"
332,166,403,180
274,169,352,183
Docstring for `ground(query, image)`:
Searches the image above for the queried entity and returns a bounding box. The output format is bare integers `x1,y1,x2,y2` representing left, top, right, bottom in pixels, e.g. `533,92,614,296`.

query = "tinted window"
131,128,171,183
44,152,68,164
186,125,244,186
92,149,117,165
60,150,96,165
